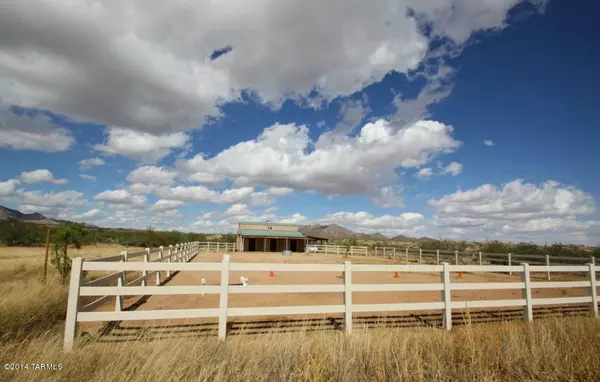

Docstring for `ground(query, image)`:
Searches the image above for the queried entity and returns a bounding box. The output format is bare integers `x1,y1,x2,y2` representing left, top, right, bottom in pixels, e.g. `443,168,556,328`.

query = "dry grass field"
1,245,600,381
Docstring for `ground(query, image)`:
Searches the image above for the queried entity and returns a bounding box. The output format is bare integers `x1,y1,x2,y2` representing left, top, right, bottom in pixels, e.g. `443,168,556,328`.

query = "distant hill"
0,205,98,228
301,223,392,241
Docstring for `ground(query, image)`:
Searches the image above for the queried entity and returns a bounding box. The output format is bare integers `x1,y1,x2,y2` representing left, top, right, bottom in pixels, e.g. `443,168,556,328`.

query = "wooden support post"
167,245,172,278
405,247,408,262
218,255,231,340
63,257,83,352
419,248,422,264
546,255,551,280
344,261,352,335
508,253,512,275
589,263,598,317
43,228,50,283
156,246,163,285
455,251,458,265
115,251,127,312
479,251,482,266
441,262,452,331
142,248,149,286
522,263,533,322
436,249,440,265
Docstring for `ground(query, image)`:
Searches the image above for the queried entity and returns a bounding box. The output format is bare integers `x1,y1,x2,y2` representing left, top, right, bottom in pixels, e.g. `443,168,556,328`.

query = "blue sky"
1,0,599,245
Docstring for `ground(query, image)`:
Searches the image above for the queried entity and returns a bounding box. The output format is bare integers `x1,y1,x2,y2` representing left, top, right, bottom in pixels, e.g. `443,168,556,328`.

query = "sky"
1,0,599,245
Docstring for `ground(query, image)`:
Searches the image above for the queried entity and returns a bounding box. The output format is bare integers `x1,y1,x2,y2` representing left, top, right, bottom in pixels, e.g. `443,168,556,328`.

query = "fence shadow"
93,304,592,345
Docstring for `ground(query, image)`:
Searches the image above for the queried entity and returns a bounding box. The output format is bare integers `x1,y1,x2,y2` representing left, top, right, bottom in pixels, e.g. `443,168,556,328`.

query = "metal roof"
240,229,306,238
239,221,302,227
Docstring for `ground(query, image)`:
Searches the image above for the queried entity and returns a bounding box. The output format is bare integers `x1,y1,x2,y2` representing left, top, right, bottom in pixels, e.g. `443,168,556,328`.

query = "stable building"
237,221,307,252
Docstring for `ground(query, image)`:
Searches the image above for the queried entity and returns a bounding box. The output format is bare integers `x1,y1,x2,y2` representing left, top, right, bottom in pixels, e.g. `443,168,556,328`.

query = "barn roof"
239,229,306,238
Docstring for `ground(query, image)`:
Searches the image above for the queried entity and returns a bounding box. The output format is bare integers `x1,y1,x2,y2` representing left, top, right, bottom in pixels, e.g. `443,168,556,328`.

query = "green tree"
51,223,84,283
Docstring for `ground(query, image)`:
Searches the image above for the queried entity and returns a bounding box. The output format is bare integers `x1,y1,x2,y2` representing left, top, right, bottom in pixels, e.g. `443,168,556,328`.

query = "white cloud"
78,157,105,170
441,161,463,176
0,179,20,198
128,183,158,195
79,174,96,181
0,105,74,152
226,203,251,216
15,190,86,215
429,179,599,243
264,207,278,214
483,140,495,146
151,199,183,212
153,185,255,205
20,169,68,185
415,168,433,179
249,187,294,207
370,186,404,208
318,211,425,230
179,119,460,196
71,208,103,221
94,189,146,206
127,166,177,186
94,128,189,163
201,212,216,219
0,0,544,135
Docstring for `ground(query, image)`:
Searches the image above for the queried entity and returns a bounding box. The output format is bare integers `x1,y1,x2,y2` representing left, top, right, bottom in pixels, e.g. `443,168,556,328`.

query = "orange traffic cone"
458,271,464,279
394,271,400,278
269,271,274,278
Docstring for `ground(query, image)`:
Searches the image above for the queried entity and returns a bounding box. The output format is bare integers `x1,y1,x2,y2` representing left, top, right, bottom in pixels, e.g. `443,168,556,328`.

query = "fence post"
218,255,231,340
217,242,220,252
546,255,551,280
441,262,452,331
436,250,440,265
156,246,163,285
344,261,352,335
63,257,84,352
167,245,172,278
479,251,482,266
405,247,408,262
116,251,127,312
588,263,598,317
455,251,458,265
522,263,533,322
142,248,149,286
591,257,596,266
508,253,512,275
419,248,422,264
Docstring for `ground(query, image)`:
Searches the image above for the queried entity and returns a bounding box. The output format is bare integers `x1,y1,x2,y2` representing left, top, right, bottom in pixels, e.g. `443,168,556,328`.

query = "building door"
249,238,256,252
269,239,277,252
290,239,297,252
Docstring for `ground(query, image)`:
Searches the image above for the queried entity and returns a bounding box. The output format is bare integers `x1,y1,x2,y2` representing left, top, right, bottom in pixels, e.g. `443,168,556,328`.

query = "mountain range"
0,205,98,228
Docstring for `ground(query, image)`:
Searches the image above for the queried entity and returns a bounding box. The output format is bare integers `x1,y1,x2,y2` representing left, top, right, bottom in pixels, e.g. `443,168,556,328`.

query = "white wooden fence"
198,241,237,252
64,254,599,351
374,247,596,280
311,244,368,256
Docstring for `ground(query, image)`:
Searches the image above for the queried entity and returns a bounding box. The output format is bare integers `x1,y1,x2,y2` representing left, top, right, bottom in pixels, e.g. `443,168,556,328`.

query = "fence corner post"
218,254,231,340
521,263,533,322
441,262,452,331
344,261,353,335
588,263,598,318
64,257,84,352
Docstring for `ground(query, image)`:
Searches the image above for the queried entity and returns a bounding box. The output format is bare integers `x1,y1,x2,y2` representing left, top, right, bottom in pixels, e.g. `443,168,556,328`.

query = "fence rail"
64,253,599,351
311,244,368,256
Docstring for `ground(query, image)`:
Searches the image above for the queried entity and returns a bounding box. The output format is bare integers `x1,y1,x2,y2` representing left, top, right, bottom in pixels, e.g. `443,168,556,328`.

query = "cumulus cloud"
15,190,86,216
441,161,463,176
318,211,425,230
415,168,433,179
150,199,183,212
71,208,103,221
0,0,544,138
484,140,495,146
429,179,599,243
78,157,105,170
179,120,460,196
153,185,256,205
94,128,189,163
226,203,251,216
94,189,146,206
20,169,68,185
127,166,177,186
0,179,20,198
0,105,74,152
370,186,404,208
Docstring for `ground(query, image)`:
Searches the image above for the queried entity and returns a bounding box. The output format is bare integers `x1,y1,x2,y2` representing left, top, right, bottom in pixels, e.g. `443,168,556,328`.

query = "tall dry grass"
1,246,599,381
1,317,599,381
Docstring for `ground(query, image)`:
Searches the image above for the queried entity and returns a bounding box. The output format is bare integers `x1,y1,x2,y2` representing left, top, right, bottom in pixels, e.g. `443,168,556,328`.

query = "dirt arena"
81,251,592,337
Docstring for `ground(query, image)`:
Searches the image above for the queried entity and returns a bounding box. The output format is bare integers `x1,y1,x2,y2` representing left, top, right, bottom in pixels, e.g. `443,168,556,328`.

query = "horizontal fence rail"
63,253,600,351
